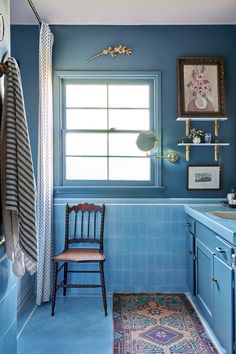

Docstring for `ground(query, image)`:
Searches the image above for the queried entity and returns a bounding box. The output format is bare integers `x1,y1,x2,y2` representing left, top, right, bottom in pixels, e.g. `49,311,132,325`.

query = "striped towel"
0,57,37,277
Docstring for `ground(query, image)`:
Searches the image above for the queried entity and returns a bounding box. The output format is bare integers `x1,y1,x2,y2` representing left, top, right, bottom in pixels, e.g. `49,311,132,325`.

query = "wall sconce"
136,131,179,163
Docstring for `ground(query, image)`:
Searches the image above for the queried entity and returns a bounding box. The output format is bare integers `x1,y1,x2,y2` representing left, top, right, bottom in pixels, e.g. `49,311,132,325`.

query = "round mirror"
136,131,158,152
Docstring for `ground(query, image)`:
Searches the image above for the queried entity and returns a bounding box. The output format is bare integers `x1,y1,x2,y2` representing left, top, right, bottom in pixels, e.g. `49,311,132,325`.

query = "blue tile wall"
0,249,17,354
53,198,222,295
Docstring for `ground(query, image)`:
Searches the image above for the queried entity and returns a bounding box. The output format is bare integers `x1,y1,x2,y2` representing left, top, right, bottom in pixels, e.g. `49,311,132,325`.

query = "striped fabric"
0,57,37,277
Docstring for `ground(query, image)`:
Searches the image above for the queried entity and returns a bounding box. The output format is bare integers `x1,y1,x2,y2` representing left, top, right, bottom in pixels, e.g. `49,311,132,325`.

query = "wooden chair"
51,203,107,316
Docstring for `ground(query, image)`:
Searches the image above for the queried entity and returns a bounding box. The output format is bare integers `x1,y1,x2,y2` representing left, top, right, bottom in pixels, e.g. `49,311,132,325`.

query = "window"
54,71,161,191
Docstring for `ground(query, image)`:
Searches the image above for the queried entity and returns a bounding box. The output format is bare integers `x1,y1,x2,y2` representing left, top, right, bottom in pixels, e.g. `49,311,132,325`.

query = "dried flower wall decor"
87,45,132,62
177,57,226,118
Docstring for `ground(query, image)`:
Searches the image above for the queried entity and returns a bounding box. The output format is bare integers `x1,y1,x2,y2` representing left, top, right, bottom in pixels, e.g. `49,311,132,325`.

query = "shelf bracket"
214,145,219,161
186,118,190,136
186,145,190,161
215,119,220,137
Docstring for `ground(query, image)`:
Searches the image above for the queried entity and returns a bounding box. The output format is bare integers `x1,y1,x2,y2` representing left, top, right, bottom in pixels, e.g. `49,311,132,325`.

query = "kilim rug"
113,293,218,354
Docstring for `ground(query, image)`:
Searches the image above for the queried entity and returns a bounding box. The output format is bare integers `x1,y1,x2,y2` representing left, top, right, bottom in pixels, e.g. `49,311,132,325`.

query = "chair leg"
63,262,68,296
99,262,108,316
51,262,58,316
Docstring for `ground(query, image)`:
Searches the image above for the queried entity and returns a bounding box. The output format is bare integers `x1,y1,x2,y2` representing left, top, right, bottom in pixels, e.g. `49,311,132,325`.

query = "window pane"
109,158,150,180
66,85,107,108
108,85,150,108
109,109,150,130
109,133,146,156
66,109,107,129
66,133,107,156
66,157,107,180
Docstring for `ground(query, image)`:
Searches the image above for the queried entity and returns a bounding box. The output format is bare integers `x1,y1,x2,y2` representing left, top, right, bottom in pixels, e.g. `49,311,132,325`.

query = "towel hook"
0,50,8,77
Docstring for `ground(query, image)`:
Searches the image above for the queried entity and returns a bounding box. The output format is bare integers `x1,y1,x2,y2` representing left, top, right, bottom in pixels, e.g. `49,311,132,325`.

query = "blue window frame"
54,71,162,196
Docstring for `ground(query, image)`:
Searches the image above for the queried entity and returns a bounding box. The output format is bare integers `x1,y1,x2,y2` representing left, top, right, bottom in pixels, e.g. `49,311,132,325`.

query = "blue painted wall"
11,25,236,198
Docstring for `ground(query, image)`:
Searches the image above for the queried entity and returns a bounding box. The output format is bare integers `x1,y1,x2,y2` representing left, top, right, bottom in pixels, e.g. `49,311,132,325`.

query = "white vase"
193,136,201,144
194,94,208,110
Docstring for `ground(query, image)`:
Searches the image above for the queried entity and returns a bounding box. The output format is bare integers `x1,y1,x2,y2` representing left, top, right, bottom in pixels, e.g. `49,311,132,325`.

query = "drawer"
214,236,234,266
195,222,215,251
186,216,195,235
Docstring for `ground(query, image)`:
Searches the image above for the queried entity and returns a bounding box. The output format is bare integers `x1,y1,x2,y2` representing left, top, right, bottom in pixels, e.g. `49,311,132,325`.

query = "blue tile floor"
17,296,113,354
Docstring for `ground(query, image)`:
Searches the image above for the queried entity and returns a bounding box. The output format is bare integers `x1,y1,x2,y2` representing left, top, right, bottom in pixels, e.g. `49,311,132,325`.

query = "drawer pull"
188,250,192,255
216,247,226,253
186,222,192,227
212,277,218,284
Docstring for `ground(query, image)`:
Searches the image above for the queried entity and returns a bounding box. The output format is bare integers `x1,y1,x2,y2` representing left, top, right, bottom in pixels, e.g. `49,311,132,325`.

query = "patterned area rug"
113,293,218,354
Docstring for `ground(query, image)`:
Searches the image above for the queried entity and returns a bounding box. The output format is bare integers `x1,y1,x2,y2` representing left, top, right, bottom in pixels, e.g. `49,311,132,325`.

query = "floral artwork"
184,64,217,112
178,57,225,118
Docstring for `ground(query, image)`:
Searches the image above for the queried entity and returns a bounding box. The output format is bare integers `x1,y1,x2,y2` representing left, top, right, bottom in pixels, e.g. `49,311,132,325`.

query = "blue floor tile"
17,296,113,354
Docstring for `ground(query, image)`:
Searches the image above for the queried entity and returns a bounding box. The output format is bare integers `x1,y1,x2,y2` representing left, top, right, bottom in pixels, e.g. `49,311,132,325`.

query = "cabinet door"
186,230,195,295
195,239,214,325
213,256,233,354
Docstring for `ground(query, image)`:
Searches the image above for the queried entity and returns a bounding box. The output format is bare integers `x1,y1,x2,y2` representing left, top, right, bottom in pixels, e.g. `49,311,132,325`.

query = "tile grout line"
17,305,37,340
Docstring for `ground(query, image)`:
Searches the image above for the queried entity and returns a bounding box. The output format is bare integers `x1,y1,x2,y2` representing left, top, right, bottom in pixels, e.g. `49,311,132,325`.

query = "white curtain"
36,23,54,305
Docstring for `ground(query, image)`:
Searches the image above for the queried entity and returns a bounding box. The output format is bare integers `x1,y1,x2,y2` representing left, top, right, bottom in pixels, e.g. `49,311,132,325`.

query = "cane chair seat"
53,248,105,262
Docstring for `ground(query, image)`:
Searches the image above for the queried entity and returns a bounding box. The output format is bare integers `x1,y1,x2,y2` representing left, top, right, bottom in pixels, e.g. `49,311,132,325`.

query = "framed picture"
187,165,221,190
178,57,225,118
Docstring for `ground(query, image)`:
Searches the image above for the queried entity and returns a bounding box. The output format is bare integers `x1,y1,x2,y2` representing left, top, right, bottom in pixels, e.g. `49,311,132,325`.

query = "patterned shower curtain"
36,23,54,305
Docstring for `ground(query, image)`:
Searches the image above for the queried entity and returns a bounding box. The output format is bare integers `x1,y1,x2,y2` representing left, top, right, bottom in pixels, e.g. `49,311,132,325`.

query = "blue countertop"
185,204,236,245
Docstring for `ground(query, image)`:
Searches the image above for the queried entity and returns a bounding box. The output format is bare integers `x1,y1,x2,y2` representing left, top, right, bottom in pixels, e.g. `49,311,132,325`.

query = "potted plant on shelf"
187,128,205,144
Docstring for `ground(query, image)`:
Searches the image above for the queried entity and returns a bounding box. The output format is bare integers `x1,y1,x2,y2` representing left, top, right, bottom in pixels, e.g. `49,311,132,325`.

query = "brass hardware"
215,119,220,137
212,277,218,284
186,145,190,161
0,238,5,246
0,50,8,78
147,152,179,163
214,145,219,161
193,255,197,261
87,45,132,62
156,152,179,163
186,119,190,136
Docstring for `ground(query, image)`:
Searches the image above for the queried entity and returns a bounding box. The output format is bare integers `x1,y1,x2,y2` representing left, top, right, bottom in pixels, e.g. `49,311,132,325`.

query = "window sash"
53,71,162,188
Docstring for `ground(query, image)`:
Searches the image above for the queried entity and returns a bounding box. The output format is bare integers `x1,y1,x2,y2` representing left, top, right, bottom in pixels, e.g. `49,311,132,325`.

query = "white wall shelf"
178,143,229,161
177,117,229,161
178,143,229,146
177,117,228,121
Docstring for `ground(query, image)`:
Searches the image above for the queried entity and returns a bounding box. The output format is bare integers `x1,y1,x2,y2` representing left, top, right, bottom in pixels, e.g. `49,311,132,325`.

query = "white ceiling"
10,0,236,25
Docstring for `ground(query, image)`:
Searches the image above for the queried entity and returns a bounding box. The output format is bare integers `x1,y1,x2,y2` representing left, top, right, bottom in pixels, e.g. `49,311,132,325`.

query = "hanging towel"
0,57,37,277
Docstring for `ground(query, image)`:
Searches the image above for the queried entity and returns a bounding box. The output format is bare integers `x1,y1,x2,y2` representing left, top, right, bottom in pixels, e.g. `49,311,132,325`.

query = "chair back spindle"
64,203,105,250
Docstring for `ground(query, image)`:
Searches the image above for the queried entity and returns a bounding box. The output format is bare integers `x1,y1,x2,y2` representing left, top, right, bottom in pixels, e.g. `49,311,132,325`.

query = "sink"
208,210,236,220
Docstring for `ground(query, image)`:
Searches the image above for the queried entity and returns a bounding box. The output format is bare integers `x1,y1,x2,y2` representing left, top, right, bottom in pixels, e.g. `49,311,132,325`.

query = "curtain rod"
27,0,42,25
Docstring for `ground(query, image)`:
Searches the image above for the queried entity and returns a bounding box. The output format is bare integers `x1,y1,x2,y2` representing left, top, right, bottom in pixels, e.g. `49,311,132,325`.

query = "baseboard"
17,280,35,316
186,293,227,354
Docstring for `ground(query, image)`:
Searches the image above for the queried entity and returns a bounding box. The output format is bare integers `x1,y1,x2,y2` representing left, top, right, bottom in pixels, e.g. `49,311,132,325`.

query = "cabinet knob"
212,277,218,284
216,247,226,253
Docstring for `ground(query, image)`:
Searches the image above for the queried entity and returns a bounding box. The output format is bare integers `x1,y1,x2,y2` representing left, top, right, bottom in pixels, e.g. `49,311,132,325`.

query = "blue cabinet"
213,255,233,354
195,238,214,325
186,217,195,295
193,220,234,354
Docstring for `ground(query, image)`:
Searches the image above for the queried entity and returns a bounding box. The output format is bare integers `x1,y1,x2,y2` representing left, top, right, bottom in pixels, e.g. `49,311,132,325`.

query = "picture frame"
187,165,221,190
177,57,225,118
